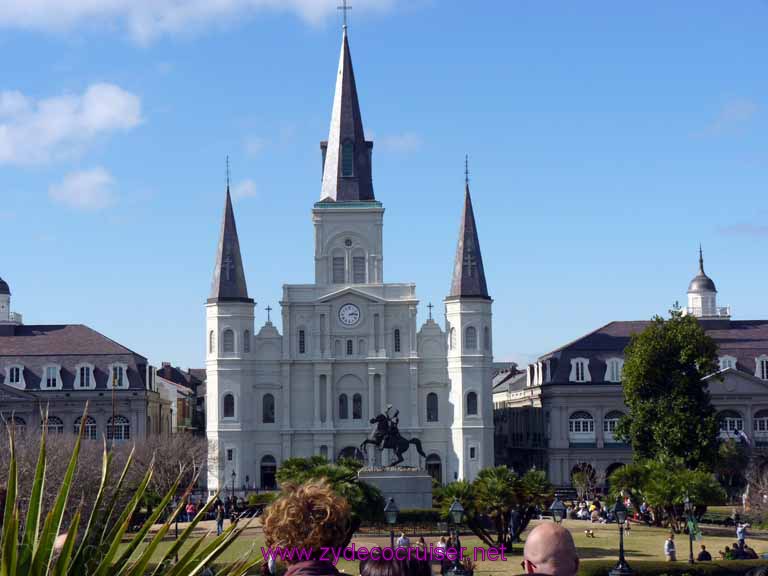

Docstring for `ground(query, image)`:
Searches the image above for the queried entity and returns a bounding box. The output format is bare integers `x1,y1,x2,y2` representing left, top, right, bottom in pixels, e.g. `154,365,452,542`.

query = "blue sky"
1,1,766,370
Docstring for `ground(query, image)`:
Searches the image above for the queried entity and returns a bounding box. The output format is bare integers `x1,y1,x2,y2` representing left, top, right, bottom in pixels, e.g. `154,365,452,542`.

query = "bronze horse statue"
360,411,426,467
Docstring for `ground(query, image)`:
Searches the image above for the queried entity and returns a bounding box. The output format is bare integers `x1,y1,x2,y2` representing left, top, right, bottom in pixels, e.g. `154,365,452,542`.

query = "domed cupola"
686,247,728,318
0,276,10,323
0,277,9,296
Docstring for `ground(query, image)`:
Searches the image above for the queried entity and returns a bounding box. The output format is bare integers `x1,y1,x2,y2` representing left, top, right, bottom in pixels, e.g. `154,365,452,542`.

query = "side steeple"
208,174,252,303
448,162,490,300
320,27,374,202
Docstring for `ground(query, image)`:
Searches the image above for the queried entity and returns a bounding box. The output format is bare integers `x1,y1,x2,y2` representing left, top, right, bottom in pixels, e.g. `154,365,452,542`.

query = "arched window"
320,445,329,459
352,250,366,283
484,327,490,351
603,411,624,443
568,411,595,444
394,329,401,353
11,416,26,435
261,455,277,490
339,394,349,420
223,393,235,418
466,391,478,415
719,410,744,438
209,330,215,353
107,415,130,442
222,329,235,353
341,140,354,177
44,415,64,435
346,339,353,356
244,330,251,353
426,454,442,484
465,327,477,350
426,392,439,422
755,410,768,437
74,415,97,440
263,393,275,424
450,328,456,350
352,393,362,420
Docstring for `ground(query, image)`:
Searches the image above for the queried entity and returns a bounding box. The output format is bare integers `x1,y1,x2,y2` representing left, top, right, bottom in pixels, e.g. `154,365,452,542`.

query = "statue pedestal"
358,467,433,509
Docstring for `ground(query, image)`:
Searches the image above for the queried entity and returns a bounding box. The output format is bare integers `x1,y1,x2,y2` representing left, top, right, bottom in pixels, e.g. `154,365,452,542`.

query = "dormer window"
109,363,129,389
42,365,62,390
719,355,737,371
569,358,591,383
605,358,624,383
75,363,95,389
5,365,24,389
341,140,354,177
757,356,768,380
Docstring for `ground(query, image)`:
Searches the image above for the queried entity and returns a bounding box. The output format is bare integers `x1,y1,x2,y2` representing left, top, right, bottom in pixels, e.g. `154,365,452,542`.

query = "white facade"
205,31,494,493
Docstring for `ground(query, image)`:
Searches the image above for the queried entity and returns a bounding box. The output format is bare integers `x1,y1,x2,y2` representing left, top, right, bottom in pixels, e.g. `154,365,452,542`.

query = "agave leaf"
183,516,256,576
111,470,183,574
91,458,155,576
1,419,18,576
223,556,262,576
155,531,208,576
69,436,113,575
18,406,48,573
51,508,81,576
101,444,137,546
0,507,19,576
165,522,242,576
150,485,220,574
31,403,86,576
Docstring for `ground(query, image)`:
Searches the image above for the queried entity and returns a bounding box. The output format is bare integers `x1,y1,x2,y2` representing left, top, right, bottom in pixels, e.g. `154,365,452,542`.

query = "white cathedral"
205,28,494,493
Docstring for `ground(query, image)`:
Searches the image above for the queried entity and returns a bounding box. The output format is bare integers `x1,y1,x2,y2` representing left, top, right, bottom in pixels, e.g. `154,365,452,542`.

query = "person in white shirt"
664,534,676,561
396,533,410,548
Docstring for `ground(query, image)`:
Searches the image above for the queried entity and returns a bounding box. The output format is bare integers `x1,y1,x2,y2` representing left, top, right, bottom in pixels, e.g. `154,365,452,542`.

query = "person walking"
736,522,748,548
664,534,676,561
215,499,225,536
396,532,410,548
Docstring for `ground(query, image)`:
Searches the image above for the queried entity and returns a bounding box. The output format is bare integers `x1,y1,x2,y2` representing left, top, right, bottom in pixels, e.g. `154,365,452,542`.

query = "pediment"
316,286,386,304
705,368,768,396
0,382,36,401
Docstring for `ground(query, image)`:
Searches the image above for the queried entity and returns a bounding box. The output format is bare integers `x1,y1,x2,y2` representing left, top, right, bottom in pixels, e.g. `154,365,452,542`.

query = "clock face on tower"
338,303,361,326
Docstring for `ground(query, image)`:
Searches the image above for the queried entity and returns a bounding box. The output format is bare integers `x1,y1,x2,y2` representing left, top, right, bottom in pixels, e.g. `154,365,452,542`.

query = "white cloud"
244,136,269,157
697,98,759,137
0,83,142,166
0,0,397,44
718,223,768,237
232,179,257,199
49,167,115,211
379,131,423,153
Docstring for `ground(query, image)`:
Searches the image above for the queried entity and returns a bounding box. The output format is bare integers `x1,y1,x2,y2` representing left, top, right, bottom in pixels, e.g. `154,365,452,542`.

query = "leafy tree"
615,308,720,469
608,459,725,532
715,439,749,498
275,456,384,543
436,468,552,548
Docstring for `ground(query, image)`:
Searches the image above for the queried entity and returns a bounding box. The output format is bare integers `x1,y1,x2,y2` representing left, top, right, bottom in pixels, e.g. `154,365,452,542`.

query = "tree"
436,468,552,548
615,308,720,469
715,439,749,499
608,459,725,532
275,456,384,544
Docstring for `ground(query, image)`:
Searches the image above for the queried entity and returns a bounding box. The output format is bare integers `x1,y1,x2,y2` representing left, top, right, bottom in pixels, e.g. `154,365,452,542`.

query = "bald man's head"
523,523,579,576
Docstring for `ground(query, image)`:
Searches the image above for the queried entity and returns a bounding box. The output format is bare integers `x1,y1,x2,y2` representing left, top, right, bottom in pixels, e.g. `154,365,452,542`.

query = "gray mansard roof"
537,319,768,384
0,324,148,390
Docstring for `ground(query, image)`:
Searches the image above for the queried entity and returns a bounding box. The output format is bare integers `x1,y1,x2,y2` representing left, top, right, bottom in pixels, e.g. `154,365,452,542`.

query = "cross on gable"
427,302,434,320
266,305,273,322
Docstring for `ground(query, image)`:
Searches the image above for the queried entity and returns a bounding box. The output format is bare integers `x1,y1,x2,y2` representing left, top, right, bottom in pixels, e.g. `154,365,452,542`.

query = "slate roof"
156,364,204,390
448,182,490,300
209,187,252,303
538,319,768,384
0,324,148,390
319,28,375,203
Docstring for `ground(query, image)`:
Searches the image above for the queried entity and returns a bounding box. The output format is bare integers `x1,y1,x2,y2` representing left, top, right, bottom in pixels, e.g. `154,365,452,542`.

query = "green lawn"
129,519,767,575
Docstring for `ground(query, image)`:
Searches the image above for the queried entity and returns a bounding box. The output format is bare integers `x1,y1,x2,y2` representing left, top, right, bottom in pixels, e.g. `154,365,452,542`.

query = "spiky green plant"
0,404,260,576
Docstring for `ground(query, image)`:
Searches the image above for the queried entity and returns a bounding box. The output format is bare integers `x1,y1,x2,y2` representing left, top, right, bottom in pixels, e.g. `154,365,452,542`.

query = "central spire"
320,27,374,202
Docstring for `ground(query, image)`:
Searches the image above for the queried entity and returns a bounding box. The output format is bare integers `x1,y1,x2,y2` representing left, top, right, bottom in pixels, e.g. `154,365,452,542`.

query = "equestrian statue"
360,405,426,467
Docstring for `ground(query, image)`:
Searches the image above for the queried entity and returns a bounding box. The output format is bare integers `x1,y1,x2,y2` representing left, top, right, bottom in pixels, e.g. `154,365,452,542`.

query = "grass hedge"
578,559,767,576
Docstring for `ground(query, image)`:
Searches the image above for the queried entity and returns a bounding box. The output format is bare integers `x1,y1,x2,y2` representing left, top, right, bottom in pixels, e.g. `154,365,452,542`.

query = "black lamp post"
447,498,469,576
609,496,633,576
384,497,399,549
684,496,695,565
549,497,566,523
231,470,237,500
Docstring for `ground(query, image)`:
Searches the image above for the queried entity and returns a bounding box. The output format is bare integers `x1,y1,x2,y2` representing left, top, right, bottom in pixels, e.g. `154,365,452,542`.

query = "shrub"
396,509,442,523
578,560,767,576
248,492,277,507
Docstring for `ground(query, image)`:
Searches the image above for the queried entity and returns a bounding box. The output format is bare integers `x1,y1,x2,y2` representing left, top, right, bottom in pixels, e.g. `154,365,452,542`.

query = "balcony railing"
686,306,730,318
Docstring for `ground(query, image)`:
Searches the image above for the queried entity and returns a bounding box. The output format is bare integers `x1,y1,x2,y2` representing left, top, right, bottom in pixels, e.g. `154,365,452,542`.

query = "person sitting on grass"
522,523,579,576
696,545,712,561
263,479,350,576
719,546,732,560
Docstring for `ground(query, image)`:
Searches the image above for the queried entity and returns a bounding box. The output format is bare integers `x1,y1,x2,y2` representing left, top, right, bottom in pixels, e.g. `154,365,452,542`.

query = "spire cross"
226,155,231,190
427,302,434,320
338,0,352,29
222,253,235,281
265,305,273,322
464,154,470,185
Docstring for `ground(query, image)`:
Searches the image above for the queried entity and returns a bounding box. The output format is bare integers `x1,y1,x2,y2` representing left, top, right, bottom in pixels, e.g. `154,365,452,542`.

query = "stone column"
314,373,321,428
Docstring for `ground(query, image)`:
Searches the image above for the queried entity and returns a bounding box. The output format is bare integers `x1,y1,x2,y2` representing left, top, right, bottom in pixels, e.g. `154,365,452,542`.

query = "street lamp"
447,498,469,576
549,497,566,523
609,496,633,576
684,496,695,565
231,470,237,500
384,497,399,549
